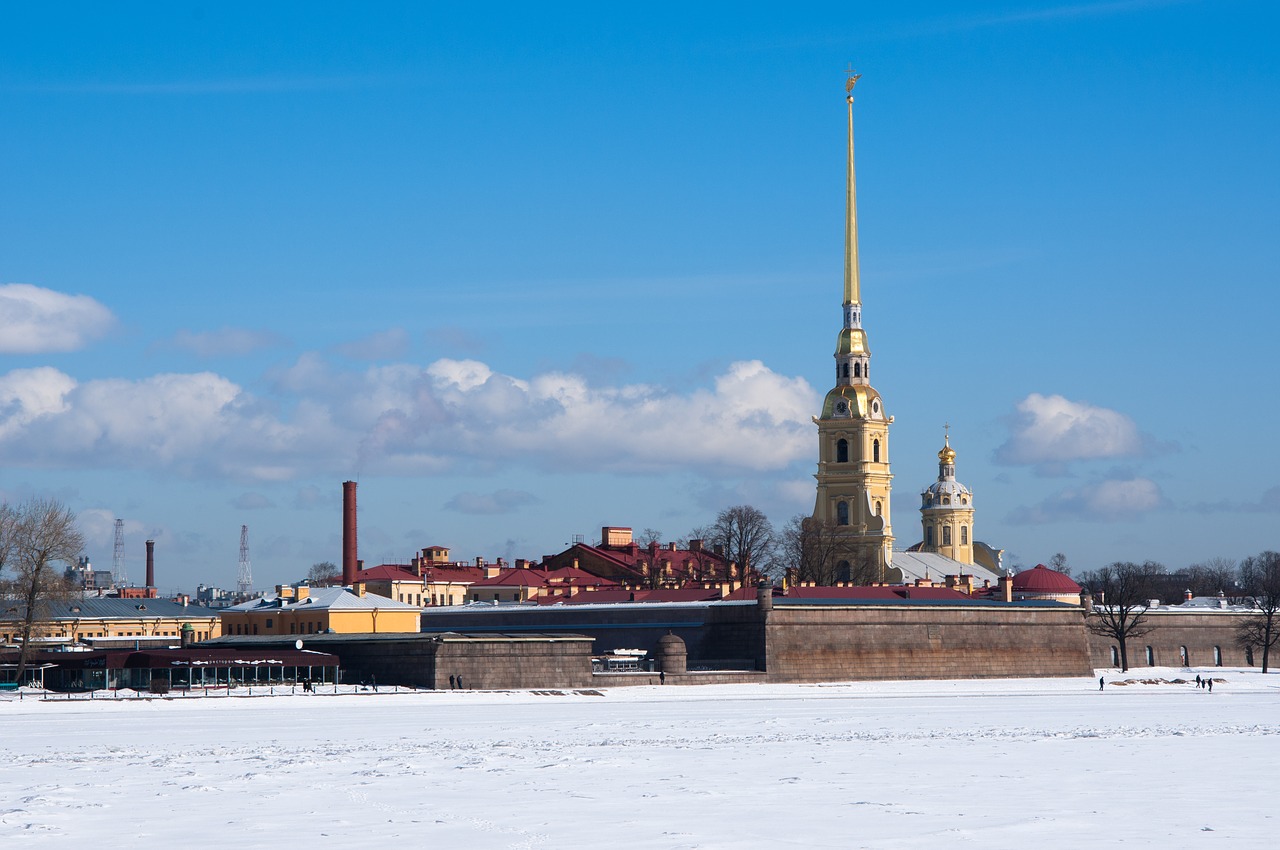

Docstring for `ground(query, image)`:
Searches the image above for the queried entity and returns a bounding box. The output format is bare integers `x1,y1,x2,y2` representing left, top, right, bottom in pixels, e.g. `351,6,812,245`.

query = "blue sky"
2,1,1277,592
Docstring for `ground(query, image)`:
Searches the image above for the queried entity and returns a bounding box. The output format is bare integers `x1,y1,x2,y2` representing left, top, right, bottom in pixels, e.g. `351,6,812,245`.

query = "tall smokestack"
145,539,155,589
342,481,358,586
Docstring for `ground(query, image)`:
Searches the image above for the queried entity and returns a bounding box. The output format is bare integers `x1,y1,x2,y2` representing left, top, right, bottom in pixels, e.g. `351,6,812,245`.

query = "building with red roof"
540,526,748,592
1011,564,1082,603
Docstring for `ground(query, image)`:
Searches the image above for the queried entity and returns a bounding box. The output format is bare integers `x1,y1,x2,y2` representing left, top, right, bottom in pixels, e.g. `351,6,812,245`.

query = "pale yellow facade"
219,585,421,637
1,610,221,645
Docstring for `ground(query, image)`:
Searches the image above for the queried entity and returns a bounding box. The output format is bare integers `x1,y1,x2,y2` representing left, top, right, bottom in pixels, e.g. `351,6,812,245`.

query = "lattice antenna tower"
112,519,127,586
237,525,253,595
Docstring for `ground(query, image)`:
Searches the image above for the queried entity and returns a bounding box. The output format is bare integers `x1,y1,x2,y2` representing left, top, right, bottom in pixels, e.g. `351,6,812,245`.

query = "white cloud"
1009,477,1164,524
443,489,538,515
0,283,115,354
165,327,287,358
996,393,1144,467
0,357,818,481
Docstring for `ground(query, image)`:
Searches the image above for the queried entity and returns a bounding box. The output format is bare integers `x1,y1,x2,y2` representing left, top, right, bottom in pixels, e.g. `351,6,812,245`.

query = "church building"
811,73,1003,587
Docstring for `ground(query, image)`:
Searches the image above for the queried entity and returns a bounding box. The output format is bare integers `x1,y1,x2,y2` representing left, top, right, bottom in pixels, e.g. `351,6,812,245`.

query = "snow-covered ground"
2,668,1277,848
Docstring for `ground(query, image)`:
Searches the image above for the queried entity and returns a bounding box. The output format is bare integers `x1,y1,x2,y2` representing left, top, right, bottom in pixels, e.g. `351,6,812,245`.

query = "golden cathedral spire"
845,67,862,307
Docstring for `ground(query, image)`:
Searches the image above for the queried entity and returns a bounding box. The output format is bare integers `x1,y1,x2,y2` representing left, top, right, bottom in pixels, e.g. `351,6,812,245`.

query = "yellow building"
812,72,894,580
219,585,421,637
0,597,221,646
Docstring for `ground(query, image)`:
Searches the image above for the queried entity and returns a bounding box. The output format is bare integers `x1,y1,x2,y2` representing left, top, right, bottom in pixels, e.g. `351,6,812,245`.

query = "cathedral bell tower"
811,70,894,580
919,429,975,565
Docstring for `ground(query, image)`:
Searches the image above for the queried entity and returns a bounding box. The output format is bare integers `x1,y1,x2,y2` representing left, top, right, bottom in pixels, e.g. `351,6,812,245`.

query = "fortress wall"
762,604,1094,682
1085,610,1256,669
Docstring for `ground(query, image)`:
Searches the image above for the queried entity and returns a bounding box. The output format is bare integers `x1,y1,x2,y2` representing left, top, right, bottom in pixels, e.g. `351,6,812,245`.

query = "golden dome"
938,436,956,464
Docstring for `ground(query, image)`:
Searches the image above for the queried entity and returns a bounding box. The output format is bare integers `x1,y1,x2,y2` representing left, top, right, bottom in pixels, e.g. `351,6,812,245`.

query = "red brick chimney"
342,481,358,586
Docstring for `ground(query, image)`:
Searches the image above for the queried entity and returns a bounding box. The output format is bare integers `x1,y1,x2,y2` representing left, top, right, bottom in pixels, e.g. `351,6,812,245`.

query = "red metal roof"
356,564,421,582
786,585,971,601
470,569,550,588
536,587,724,604
1012,565,1081,594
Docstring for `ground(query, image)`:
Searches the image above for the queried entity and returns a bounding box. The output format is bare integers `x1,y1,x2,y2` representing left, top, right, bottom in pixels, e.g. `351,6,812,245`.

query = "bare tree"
637,540,669,590
680,525,722,583
710,505,775,583
778,515,845,585
1048,552,1070,576
307,561,341,586
637,528,664,548
0,499,86,684
1078,561,1164,672
1237,551,1280,673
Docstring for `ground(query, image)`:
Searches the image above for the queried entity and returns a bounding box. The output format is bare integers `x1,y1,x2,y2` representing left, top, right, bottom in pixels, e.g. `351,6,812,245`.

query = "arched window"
1110,646,1119,666
872,439,881,463
853,362,861,378
874,500,882,516
836,501,849,526
1180,645,1189,666
836,438,849,463
842,363,850,378
1214,645,1222,666
926,527,934,546
836,561,852,583
942,526,952,546
960,525,968,545
1145,646,1155,666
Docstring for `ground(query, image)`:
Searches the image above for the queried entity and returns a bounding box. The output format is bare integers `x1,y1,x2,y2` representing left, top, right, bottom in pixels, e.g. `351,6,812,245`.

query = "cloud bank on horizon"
0,282,1185,533
0,288,815,483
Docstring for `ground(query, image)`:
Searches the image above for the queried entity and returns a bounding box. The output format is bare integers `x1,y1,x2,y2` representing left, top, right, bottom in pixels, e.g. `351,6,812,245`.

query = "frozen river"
3,669,1277,848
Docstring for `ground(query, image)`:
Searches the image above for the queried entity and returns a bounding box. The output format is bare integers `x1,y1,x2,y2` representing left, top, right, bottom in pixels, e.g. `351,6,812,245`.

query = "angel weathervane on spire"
845,64,862,94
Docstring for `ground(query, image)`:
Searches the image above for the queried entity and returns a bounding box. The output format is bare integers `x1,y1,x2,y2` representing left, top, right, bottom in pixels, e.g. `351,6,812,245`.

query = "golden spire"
844,66,862,307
